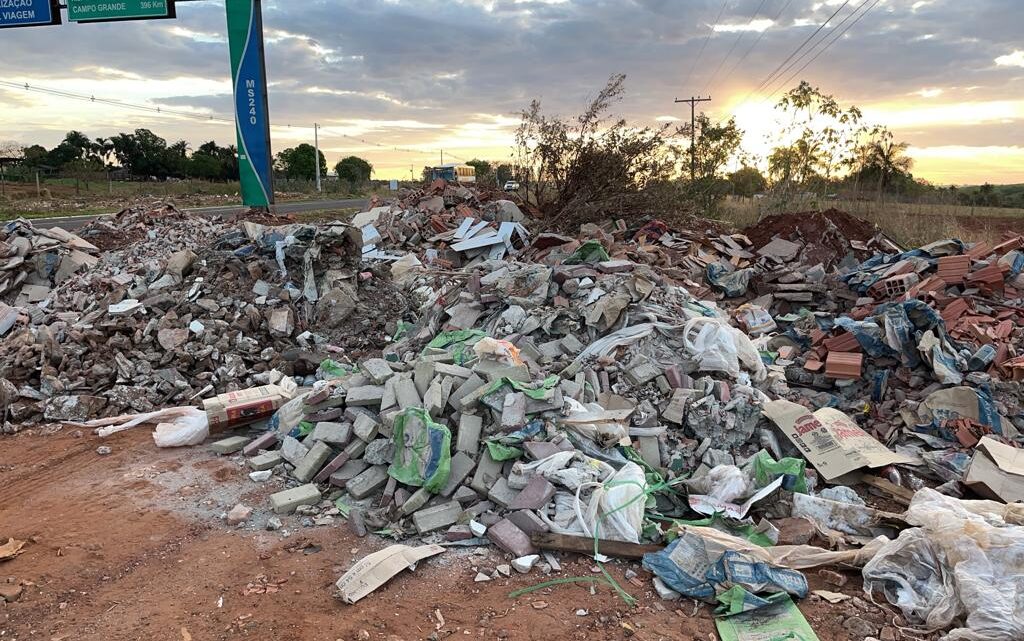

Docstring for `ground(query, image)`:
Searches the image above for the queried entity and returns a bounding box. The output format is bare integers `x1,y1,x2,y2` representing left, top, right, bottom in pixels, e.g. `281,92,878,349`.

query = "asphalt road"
24,198,369,231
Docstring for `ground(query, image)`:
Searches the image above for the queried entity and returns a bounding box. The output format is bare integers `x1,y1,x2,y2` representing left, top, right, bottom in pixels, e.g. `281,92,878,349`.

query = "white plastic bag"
575,462,649,544
683,317,766,382
152,408,210,447
863,488,1024,641
558,397,630,448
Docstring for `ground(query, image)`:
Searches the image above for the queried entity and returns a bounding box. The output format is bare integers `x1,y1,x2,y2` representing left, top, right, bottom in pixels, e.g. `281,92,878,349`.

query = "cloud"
995,50,1024,68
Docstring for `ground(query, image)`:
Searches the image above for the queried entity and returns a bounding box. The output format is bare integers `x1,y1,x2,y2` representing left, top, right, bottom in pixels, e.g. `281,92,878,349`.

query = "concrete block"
456,413,483,455
487,518,537,557
637,436,662,470
449,373,485,411
414,361,435,397
248,451,283,471
487,476,518,509
329,459,369,488
394,376,422,408
434,362,473,378
345,385,385,407
440,451,477,497
353,413,380,442
523,439,574,460
311,421,352,445
470,450,503,495
399,487,431,516
412,501,462,534
362,358,395,384
508,475,556,510
270,484,321,515
424,376,454,418
380,376,397,412
500,392,527,430
346,465,389,500
210,436,249,455
313,452,350,484
508,509,549,536
293,441,334,483
344,437,368,459
242,432,278,456
453,485,480,505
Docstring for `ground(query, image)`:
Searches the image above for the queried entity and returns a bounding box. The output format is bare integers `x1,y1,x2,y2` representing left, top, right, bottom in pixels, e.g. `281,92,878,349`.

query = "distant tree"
682,114,744,183
728,166,767,197
850,127,913,195
275,143,326,181
190,140,238,181
494,163,515,185
21,145,48,168
335,155,373,190
466,159,493,184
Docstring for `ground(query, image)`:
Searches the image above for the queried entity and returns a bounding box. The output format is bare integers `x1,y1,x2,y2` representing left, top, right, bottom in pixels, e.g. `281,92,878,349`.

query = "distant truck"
429,163,475,183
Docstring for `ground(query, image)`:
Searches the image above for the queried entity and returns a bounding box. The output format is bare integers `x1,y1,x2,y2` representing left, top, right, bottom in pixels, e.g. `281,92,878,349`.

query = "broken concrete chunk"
248,451,283,471
329,460,369,488
440,451,477,498
281,435,310,467
487,476,518,509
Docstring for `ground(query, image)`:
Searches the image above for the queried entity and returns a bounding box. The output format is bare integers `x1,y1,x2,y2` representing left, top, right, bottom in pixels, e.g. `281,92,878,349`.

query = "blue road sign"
0,0,60,29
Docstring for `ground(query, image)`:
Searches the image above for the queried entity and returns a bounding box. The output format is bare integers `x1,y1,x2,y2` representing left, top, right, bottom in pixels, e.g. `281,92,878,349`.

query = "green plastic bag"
389,408,452,493
424,329,487,365
565,240,611,265
751,450,808,494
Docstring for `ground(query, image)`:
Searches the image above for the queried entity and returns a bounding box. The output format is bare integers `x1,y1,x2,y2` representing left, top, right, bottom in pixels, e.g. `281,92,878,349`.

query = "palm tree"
866,131,913,193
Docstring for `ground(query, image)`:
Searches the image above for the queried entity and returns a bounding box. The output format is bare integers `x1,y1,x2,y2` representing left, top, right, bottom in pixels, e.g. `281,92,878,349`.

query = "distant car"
503,181,520,192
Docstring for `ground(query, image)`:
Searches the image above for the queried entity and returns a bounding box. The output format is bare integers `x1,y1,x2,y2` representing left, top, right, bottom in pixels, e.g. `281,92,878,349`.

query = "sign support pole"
226,0,274,210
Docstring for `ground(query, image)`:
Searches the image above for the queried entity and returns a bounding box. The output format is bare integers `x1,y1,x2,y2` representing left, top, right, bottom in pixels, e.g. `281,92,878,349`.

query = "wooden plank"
530,532,662,560
860,474,915,506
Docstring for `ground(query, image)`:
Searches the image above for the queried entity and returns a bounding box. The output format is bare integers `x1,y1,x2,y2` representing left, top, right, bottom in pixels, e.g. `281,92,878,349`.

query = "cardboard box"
965,437,1024,503
203,379,298,431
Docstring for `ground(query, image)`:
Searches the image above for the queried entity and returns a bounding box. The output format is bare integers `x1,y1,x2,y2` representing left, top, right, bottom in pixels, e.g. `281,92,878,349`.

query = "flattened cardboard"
763,400,915,481
965,436,1024,503
335,544,444,604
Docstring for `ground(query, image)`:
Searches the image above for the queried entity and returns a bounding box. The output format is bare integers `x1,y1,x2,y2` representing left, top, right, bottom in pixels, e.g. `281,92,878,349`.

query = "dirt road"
0,428,877,641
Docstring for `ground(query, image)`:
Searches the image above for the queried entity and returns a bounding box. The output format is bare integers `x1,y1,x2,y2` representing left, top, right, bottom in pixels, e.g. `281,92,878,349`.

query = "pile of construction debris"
4,188,1024,640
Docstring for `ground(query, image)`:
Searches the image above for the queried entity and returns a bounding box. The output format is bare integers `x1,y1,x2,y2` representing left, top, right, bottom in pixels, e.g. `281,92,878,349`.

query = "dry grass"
715,197,1024,248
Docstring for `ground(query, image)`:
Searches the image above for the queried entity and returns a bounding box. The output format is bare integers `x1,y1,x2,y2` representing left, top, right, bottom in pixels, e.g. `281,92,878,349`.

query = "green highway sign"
67,0,175,23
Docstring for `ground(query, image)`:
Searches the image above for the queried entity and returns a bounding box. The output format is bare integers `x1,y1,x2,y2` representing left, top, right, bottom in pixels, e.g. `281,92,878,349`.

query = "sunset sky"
2,0,1022,184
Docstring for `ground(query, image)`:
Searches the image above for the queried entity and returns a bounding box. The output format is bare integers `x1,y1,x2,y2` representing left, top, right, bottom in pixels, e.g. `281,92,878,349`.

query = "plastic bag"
388,407,452,493
683,317,767,382
575,462,648,543
152,408,210,448
685,465,751,503
558,397,631,448
863,488,1024,641
473,336,523,366
78,406,209,447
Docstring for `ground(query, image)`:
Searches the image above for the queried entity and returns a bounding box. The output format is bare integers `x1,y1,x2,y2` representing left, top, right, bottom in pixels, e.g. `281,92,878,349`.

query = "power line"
0,79,234,124
758,0,872,102
681,0,729,91
760,0,882,103
745,0,851,99
703,0,769,95
717,0,793,92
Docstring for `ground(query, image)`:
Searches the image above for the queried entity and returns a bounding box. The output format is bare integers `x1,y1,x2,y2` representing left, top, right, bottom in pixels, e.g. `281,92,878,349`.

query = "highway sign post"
225,0,274,208
0,0,61,29
67,1,175,23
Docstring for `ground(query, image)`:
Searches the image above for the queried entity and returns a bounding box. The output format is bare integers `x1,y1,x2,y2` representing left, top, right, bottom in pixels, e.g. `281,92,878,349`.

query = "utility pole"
313,122,322,193
440,149,444,166
674,96,711,179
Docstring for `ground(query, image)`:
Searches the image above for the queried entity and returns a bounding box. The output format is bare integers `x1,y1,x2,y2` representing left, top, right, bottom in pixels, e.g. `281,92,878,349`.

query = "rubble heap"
4,187,1024,639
